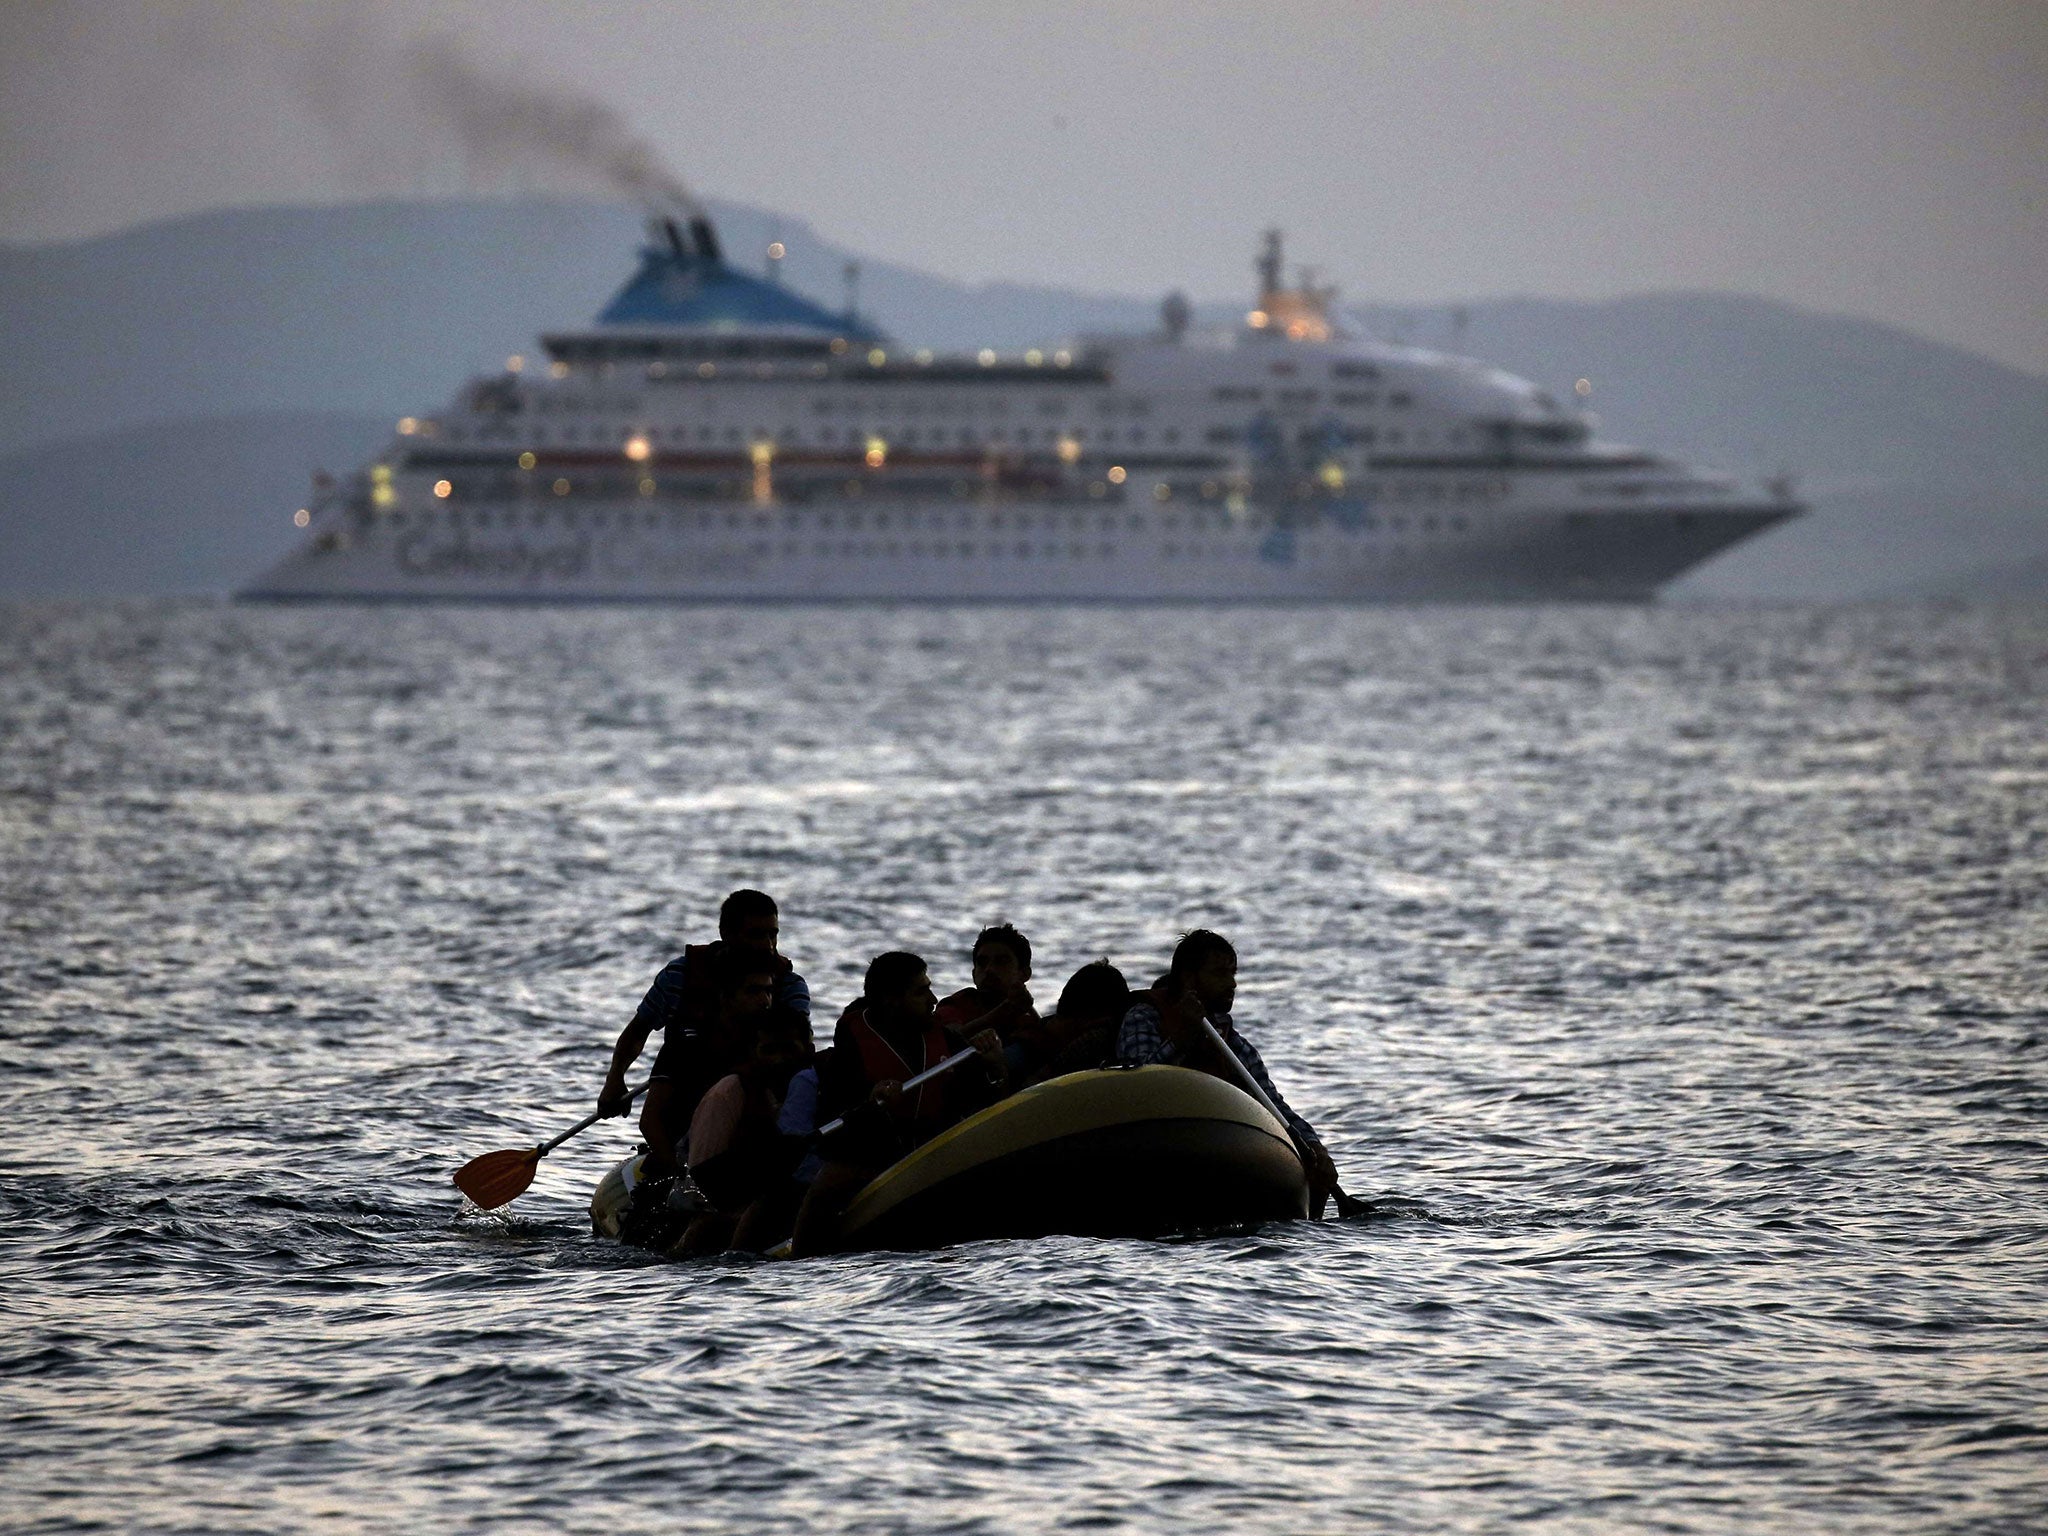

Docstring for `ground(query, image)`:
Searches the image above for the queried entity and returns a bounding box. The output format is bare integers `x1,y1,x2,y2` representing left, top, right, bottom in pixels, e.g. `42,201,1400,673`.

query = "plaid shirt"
1116,1001,1325,1153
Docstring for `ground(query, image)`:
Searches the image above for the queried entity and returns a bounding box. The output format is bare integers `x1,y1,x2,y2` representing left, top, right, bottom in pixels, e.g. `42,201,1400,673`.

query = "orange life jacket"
842,1005,958,1128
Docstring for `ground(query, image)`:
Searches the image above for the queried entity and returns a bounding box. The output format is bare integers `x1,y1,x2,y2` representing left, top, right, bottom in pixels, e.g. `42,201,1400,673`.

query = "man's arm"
599,954,690,1114
599,1019,655,1115
1225,1027,1338,1197
775,969,811,1020
1223,1028,1325,1151
1117,990,1232,1076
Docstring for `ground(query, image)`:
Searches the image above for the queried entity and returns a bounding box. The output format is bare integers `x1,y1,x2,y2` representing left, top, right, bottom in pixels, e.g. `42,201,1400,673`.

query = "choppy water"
3,600,2045,1535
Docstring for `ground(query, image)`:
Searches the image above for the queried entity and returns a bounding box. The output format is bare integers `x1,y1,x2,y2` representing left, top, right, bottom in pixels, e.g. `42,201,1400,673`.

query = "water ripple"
2,599,2045,1533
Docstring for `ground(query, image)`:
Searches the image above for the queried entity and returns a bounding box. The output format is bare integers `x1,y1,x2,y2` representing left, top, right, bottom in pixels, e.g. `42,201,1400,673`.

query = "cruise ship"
241,202,1797,602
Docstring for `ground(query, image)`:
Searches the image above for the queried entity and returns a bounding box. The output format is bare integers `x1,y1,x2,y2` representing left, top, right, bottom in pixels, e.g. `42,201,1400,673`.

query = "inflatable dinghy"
591,1064,1308,1254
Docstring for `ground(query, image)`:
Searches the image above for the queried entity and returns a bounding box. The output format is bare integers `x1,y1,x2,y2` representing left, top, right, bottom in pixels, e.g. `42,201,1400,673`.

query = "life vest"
844,1006,958,1128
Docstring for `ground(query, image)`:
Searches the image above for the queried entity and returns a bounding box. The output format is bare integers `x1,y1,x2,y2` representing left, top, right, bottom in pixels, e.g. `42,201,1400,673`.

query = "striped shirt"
1115,1001,1325,1152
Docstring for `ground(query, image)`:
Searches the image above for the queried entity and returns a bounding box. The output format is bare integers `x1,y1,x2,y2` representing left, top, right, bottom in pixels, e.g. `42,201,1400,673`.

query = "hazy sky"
4,0,2044,373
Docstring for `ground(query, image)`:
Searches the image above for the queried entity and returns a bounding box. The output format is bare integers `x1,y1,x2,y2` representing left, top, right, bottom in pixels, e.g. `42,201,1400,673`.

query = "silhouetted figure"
934,922,1042,1078
1024,960,1134,1083
637,944,782,1181
599,889,809,1115
1117,930,1338,1213
791,951,1007,1255
674,1004,814,1255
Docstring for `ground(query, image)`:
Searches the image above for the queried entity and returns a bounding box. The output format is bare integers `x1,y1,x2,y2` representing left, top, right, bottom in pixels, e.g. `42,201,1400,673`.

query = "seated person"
1117,929,1340,1214
791,951,1007,1256
720,1043,835,1254
933,923,1046,1078
1022,959,1133,1083
636,943,780,1184
599,888,809,1116
671,1006,813,1256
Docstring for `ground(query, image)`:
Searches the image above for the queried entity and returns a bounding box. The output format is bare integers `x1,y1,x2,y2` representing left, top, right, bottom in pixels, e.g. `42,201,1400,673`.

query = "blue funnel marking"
598,245,880,338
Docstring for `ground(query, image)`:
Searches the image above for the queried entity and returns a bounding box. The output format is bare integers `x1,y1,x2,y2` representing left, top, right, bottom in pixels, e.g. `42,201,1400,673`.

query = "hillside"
0,413,387,597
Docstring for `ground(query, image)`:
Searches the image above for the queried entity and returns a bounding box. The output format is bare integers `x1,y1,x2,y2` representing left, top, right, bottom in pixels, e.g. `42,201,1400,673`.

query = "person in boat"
673,1004,814,1255
789,950,1009,1256
1116,930,1340,1214
933,923,1046,1080
636,943,782,1184
599,888,809,1116
1020,959,1133,1084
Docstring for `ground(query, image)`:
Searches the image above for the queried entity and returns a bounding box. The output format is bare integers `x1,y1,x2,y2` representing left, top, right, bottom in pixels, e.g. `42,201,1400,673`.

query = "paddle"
815,1046,981,1138
452,1081,650,1210
1192,1016,1373,1221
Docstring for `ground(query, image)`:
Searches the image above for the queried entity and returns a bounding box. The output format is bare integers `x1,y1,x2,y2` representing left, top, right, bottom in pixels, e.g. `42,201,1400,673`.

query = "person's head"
1168,930,1238,1015
744,1006,813,1091
970,923,1032,1000
1056,959,1131,1026
864,950,936,1027
718,889,780,952
709,942,780,1028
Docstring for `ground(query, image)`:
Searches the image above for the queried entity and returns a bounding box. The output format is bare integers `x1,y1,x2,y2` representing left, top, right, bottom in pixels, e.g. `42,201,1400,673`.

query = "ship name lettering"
397,530,591,582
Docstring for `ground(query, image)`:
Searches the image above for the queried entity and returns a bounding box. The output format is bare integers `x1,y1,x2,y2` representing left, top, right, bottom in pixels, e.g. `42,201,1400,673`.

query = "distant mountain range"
3,197,2043,600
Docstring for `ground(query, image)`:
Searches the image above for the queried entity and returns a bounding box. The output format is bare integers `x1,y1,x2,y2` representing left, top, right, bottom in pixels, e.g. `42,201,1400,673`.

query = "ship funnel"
1256,229,1283,301
689,216,723,264
661,217,690,262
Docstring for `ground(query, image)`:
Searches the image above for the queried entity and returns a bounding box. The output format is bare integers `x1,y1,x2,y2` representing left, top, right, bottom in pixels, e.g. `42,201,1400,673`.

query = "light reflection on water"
2,599,2045,1534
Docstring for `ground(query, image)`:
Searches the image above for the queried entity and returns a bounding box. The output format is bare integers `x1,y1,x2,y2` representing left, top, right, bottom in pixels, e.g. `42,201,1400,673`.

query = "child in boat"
1116,930,1340,1214
598,888,810,1117
1020,960,1133,1084
673,1006,813,1255
933,923,1047,1079
790,950,1008,1256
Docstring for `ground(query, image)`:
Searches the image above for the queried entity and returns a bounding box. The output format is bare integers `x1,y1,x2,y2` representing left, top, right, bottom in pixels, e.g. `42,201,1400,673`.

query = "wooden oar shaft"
539,1081,650,1158
816,1046,980,1138
1193,1016,1365,1218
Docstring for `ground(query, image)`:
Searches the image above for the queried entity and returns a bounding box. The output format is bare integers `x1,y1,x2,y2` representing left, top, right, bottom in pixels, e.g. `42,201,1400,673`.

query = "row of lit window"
385,502,1478,538
444,409,1437,450
460,424,1194,449
408,470,1508,513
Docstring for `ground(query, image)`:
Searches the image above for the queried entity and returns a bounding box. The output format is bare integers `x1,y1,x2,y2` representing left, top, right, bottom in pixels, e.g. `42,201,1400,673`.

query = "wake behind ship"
242,202,1797,603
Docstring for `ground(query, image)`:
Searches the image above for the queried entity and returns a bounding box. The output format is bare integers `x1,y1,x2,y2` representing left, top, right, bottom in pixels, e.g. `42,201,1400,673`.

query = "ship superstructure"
243,207,1797,601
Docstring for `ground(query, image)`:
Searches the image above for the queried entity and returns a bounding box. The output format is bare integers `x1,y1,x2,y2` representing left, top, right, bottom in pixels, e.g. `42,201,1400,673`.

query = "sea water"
2,600,2043,1534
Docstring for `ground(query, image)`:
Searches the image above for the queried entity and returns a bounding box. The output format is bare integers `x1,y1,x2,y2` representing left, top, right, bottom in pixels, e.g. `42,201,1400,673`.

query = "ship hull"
240,495,1792,603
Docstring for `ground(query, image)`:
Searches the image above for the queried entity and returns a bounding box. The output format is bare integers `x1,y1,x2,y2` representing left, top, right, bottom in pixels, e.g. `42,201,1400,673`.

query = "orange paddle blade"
452,1146,541,1210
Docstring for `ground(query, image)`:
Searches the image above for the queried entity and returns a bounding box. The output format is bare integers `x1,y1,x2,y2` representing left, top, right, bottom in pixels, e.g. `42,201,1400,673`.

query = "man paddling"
1117,930,1340,1215
599,889,809,1116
